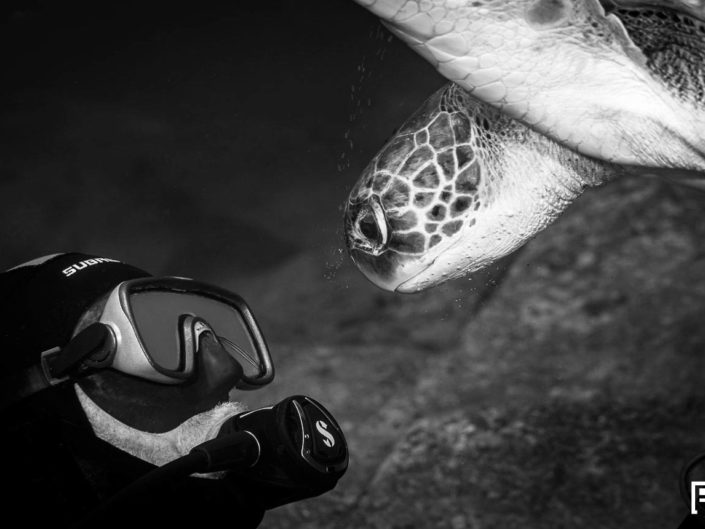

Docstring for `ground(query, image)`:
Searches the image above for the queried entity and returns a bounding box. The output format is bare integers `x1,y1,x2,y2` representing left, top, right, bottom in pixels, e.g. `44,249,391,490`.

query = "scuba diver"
0,252,348,528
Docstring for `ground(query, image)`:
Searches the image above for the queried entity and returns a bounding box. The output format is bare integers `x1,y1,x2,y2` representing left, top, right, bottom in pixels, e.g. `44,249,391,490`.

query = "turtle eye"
345,198,389,256
355,205,389,251
359,213,383,244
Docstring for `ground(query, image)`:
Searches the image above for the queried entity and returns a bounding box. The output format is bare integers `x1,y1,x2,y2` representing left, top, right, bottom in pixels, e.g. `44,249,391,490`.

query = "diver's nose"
198,332,245,389
345,197,389,256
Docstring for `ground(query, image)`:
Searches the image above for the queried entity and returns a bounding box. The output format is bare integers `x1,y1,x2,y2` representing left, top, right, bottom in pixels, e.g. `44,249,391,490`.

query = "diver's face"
77,331,244,433
73,296,247,453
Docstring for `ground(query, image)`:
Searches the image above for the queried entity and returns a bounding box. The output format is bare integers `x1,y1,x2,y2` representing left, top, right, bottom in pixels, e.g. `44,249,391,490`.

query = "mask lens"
129,289,265,380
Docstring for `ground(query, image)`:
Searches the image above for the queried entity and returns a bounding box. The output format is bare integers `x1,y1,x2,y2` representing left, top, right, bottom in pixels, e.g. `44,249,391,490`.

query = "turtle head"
345,84,612,292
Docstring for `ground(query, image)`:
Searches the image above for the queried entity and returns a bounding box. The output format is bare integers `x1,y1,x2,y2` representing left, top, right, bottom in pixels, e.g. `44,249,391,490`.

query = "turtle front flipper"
352,0,705,174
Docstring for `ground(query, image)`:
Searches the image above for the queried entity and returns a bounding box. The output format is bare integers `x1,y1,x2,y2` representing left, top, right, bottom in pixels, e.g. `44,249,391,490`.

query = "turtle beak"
345,197,398,291
348,245,431,293
344,197,431,292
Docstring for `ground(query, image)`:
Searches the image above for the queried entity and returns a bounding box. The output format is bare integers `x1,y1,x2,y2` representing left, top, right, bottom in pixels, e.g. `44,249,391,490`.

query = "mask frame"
4,276,275,411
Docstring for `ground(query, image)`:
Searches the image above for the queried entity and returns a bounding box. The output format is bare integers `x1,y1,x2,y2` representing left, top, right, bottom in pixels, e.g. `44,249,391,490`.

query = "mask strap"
0,323,115,413
47,323,116,378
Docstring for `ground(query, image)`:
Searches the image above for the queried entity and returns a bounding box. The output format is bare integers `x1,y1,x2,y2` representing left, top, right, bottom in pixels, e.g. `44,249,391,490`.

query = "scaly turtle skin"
344,0,705,292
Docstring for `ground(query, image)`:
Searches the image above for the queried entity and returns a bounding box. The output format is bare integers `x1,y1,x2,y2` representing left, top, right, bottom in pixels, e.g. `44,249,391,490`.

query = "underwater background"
2,2,705,527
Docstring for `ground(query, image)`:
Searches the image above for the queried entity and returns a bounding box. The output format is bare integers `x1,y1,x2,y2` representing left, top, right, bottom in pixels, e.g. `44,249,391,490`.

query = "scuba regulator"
75,394,348,527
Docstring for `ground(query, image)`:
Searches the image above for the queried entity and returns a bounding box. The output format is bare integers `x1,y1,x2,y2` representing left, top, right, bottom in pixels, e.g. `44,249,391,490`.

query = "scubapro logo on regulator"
315,420,336,448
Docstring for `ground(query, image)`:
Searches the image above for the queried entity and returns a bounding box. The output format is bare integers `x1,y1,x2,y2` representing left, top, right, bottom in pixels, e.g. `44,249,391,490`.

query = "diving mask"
2,259,274,410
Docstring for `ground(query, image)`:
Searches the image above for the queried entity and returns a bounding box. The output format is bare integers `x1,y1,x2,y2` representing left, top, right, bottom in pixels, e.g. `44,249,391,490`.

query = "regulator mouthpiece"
218,395,348,509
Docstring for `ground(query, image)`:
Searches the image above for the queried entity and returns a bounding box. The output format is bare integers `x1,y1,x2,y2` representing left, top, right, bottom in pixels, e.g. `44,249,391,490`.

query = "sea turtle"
344,0,705,292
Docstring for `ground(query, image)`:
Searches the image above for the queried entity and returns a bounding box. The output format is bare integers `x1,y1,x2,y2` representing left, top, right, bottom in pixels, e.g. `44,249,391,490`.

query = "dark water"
0,0,443,281
6,5,703,528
